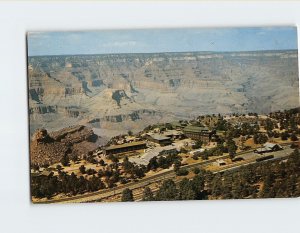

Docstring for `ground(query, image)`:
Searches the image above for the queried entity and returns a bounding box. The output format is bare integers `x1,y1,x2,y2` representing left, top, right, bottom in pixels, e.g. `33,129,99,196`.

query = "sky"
27,27,298,56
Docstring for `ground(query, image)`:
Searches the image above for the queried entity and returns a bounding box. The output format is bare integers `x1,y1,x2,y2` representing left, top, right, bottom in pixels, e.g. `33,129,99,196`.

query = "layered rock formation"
30,125,99,165
28,50,299,140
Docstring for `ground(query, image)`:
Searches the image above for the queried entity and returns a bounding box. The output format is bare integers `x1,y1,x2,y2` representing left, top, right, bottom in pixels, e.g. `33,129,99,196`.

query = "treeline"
31,171,105,199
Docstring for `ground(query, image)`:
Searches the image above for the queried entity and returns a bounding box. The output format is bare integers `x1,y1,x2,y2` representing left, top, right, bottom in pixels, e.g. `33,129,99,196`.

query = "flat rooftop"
148,134,171,141
105,141,146,151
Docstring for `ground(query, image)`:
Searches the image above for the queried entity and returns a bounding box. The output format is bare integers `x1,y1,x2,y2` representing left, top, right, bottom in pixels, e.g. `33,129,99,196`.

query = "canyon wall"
28,50,299,141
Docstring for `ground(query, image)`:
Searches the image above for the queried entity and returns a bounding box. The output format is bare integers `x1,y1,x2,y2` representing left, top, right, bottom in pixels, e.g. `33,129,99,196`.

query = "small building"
158,148,179,156
183,125,213,142
147,133,172,146
104,141,147,156
254,142,283,154
189,148,205,156
215,159,226,166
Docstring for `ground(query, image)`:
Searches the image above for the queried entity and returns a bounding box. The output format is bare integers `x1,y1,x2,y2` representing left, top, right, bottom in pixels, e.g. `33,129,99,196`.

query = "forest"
121,149,300,202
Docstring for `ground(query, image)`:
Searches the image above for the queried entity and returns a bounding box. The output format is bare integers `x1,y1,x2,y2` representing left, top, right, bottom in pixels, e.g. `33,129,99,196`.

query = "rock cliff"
30,125,99,165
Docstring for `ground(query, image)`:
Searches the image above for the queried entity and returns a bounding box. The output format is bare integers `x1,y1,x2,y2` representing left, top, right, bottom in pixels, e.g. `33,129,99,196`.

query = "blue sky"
27,27,298,56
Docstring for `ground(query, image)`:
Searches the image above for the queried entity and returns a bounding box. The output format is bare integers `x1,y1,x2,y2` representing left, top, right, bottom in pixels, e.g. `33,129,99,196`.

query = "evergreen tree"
60,154,70,167
142,187,154,201
155,180,178,201
121,188,134,202
177,178,196,200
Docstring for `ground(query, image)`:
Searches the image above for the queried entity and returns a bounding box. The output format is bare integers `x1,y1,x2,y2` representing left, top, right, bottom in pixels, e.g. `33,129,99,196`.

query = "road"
35,144,295,204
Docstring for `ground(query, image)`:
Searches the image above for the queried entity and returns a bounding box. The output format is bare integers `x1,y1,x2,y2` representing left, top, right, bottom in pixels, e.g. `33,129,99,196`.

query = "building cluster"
102,121,215,163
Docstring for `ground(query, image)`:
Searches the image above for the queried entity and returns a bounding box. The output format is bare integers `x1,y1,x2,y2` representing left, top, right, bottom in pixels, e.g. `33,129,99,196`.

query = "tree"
155,179,178,201
291,133,298,141
265,119,274,131
128,130,133,136
177,178,196,200
193,167,200,174
281,132,289,141
56,164,63,171
253,133,268,145
108,154,119,163
191,174,205,198
227,139,237,159
60,154,70,167
147,156,158,171
173,161,181,173
99,159,105,166
192,140,203,149
121,188,134,202
79,165,86,174
192,154,199,160
71,154,78,163
176,168,189,176
32,164,40,172
202,150,209,160
142,187,154,201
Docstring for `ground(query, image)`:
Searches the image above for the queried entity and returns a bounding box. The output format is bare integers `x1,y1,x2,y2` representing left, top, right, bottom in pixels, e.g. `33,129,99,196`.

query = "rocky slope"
28,50,299,140
30,125,99,166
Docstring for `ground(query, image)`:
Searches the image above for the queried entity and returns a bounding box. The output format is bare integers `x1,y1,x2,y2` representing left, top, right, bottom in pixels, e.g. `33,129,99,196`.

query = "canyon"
28,50,299,142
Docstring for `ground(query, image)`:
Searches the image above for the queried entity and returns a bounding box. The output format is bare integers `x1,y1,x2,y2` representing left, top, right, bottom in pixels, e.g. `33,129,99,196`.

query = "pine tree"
142,187,154,201
121,188,134,202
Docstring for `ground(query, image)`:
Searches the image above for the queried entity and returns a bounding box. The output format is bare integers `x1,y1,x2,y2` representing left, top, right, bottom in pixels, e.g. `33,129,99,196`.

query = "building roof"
264,142,282,149
183,125,210,133
148,134,171,141
170,121,187,128
215,159,226,165
255,147,272,153
105,141,146,151
129,144,178,165
164,130,183,137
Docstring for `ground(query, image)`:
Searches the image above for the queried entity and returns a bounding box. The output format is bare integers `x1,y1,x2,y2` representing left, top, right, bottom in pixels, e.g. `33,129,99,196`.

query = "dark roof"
105,141,146,151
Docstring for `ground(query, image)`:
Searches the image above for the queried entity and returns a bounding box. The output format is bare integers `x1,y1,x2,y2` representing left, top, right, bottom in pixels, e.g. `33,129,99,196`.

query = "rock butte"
30,125,99,165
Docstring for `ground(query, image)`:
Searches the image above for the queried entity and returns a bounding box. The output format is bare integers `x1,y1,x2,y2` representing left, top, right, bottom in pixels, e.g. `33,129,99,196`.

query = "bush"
291,133,298,141
193,167,200,174
281,132,289,141
176,168,189,176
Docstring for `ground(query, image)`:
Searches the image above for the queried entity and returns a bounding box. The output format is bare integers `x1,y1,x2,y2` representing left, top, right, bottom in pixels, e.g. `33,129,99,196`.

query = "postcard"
28,27,299,203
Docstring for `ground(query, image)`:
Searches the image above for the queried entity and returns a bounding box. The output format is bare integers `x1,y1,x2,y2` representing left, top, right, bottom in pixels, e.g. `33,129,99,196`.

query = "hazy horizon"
28,48,298,58
27,27,298,56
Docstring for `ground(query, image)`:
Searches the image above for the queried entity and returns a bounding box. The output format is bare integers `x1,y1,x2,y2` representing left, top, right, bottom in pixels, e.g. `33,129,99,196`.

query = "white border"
0,1,299,233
